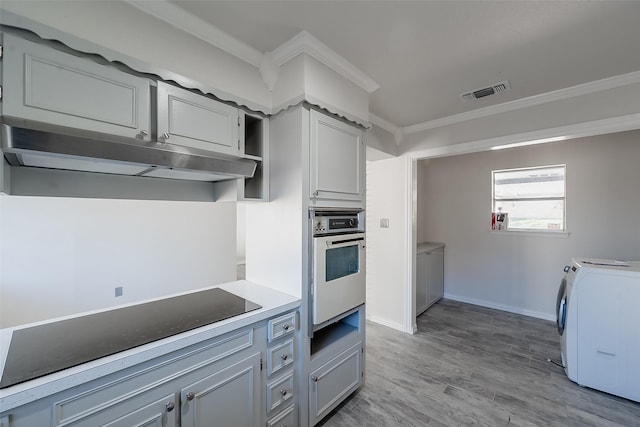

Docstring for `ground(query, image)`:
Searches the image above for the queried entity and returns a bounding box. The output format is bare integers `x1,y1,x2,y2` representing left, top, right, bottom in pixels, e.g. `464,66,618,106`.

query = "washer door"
556,277,567,335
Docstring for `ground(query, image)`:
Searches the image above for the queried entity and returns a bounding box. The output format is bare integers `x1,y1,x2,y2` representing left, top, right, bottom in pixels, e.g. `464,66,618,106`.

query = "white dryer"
556,258,640,402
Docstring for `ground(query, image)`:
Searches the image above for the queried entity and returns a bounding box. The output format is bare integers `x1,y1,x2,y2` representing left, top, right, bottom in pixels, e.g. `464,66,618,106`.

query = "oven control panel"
312,210,365,236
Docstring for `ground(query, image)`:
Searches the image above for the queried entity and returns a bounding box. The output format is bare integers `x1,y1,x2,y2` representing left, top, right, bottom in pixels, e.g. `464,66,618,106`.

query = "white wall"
366,156,413,332
417,130,640,319
0,196,236,328
245,106,306,299
236,203,246,265
365,125,398,161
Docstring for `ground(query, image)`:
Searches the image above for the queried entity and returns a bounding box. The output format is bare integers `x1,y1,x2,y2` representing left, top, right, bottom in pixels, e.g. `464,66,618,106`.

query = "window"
492,165,566,231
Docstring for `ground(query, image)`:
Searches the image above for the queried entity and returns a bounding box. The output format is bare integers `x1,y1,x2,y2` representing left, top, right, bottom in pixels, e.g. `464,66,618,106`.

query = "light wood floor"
319,299,640,426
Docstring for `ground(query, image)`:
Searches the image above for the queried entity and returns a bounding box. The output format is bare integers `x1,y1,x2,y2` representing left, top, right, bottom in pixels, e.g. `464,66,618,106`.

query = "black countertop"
0,287,260,389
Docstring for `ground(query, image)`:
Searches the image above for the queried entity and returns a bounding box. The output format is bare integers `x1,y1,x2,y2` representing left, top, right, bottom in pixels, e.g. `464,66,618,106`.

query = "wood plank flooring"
319,300,640,426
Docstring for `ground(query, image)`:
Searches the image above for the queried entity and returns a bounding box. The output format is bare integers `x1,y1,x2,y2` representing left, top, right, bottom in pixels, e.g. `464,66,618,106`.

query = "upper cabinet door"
1,33,151,140
309,110,364,203
157,82,239,156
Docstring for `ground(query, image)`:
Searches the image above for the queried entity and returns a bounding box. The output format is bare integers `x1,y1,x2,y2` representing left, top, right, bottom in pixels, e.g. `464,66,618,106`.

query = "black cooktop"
0,287,261,389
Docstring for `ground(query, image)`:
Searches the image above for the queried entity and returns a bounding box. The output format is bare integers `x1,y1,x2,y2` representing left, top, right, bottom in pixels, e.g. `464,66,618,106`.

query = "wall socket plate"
380,218,390,228
115,286,123,297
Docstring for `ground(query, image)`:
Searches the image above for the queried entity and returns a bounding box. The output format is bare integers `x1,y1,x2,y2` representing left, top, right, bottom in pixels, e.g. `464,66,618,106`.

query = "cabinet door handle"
138,130,148,139
165,402,175,412
162,132,170,140
186,391,195,401
280,389,288,396
311,376,318,382
280,354,288,361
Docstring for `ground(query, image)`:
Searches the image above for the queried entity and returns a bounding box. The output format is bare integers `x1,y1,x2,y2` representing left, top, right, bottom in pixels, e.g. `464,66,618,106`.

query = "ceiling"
168,0,640,130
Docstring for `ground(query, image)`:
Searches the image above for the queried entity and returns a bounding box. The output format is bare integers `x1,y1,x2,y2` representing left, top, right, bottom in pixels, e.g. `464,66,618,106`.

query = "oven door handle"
326,237,365,248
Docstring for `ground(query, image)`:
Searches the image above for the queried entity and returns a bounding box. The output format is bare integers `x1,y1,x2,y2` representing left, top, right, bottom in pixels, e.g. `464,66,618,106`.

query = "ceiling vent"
461,80,511,101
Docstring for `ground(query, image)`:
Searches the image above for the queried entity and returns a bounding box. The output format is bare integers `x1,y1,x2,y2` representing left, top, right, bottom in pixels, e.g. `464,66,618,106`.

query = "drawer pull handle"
165,402,175,412
186,391,195,401
280,389,288,396
281,354,289,361
282,323,290,331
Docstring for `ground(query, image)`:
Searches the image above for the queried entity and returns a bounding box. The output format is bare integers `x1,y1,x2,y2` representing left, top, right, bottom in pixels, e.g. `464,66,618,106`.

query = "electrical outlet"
380,218,390,228
115,286,123,297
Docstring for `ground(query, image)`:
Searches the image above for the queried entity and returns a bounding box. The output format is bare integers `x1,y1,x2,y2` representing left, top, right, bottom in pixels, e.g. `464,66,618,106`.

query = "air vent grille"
461,80,511,101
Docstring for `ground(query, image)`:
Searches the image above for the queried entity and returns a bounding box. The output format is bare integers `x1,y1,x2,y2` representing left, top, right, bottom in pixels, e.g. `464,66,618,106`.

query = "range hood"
1,117,257,182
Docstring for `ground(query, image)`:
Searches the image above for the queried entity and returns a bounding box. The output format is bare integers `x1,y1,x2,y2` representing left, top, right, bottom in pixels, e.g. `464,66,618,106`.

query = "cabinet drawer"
54,329,253,426
266,373,294,414
266,404,295,427
64,393,178,427
266,339,294,377
268,312,296,342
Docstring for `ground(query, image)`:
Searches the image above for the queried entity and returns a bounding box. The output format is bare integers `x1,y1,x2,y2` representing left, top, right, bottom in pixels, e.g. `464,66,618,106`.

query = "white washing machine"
556,258,640,402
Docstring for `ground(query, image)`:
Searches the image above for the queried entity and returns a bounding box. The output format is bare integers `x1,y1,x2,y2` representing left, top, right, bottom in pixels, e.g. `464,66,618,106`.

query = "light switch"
380,218,390,228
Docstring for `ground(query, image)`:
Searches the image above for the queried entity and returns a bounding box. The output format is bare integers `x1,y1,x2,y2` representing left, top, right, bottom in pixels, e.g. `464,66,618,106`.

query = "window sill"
489,230,571,238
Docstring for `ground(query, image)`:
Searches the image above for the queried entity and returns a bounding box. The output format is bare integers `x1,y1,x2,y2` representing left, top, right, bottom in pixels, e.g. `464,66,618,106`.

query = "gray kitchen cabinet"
416,242,445,315
308,342,363,425
265,311,298,426
0,326,264,427
237,111,269,201
1,33,151,140
156,81,239,156
307,308,364,426
246,105,367,425
180,353,261,427
416,252,429,315
309,109,364,203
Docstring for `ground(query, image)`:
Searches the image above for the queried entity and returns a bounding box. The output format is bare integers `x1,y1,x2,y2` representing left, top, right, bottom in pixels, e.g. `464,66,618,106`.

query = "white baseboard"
365,314,412,334
443,293,556,322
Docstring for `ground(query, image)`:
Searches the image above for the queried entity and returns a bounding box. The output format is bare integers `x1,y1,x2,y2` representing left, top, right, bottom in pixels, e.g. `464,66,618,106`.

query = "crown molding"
270,30,380,93
125,2,379,95
406,113,640,159
369,113,403,145
403,70,640,136
124,0,263,67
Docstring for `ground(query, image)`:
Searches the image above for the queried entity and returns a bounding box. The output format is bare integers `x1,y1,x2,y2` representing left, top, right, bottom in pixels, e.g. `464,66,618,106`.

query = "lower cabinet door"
180,352,261,427
309,343,362,425
267,405,295,427
102,394,178,427
416,252,429,315
427,250,445,307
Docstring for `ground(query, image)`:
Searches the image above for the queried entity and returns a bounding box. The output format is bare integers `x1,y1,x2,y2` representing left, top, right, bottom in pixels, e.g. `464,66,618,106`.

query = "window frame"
491,164,567,233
